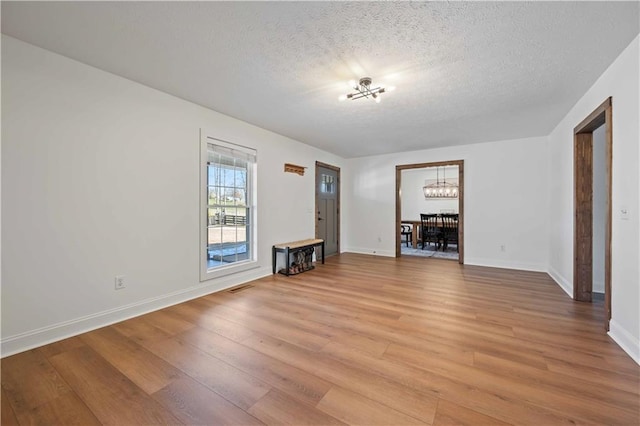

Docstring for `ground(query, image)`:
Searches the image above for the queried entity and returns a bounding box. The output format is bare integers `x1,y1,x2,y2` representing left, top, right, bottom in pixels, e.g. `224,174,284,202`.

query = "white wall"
592,125,606,293
401,167,459,219
4,32,638,364
344,136,549,271
547,35,640,363
1,36,343,356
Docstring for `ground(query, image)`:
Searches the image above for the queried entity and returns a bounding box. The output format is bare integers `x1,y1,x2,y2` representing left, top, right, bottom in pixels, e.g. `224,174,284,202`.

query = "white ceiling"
2,1,638,158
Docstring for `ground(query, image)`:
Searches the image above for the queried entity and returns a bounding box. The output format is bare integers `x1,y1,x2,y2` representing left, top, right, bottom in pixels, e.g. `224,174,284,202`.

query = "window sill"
200,259,259,282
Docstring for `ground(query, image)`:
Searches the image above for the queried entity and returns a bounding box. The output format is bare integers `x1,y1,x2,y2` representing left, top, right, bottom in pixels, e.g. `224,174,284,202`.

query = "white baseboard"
1,266,272,358
608,319,640,365
546,269,639,365
464,257,547,273
592,280,605,294
547,265,573,297
344,247,396,257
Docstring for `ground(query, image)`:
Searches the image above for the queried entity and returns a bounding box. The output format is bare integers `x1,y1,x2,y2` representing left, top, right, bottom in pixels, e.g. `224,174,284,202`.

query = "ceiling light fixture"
338,77,393,104
423,167,459,199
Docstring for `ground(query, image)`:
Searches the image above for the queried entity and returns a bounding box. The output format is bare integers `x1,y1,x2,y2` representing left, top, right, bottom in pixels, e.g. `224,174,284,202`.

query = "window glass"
321,174,335,194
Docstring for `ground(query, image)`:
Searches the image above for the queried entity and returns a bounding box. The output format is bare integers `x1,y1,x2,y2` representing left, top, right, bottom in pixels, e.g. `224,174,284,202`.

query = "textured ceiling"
2,2,639,158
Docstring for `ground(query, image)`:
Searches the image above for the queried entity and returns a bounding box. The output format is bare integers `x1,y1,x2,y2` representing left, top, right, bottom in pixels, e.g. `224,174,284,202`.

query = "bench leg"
284,248,290,276
272,246,276,274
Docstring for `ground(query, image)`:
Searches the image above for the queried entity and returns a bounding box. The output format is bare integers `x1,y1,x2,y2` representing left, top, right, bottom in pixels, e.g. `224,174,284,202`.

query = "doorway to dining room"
395,160,464,263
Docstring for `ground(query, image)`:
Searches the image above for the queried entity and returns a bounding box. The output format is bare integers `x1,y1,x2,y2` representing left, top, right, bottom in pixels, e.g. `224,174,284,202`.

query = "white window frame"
200,132,258,281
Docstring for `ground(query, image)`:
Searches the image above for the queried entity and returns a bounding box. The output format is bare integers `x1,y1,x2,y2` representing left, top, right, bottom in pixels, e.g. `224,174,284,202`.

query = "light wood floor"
2,254,639,425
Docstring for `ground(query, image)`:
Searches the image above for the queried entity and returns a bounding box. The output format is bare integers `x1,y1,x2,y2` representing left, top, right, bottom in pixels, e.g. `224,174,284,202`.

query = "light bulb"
387,86,396,92
375,96,381,104
348,80,356,89
338,94,347,101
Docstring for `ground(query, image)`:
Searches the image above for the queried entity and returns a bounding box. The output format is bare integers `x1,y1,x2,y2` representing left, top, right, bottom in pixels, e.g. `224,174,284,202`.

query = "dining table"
401,218,456,249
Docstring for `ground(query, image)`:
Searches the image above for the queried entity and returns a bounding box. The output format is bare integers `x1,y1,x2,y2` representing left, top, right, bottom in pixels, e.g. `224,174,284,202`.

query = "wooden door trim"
574,133,593,302
575,98,610,133
395,160,464,264
573,97,612,330
315,161,340,255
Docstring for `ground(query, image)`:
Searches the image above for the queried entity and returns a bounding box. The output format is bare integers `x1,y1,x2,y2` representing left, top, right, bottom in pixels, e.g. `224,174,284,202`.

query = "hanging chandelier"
338,77,393,103
423,167,459,199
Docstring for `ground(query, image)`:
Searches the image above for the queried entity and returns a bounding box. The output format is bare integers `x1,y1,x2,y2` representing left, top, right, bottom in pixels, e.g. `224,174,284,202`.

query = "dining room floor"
401,243,459,260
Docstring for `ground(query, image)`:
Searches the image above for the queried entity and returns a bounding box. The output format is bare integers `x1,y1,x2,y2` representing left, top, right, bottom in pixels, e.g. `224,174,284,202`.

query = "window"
320,173,335,194
200,135,257,280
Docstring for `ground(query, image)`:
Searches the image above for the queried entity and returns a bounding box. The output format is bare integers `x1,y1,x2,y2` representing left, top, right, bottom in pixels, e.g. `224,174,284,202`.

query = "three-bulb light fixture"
338,77,394,103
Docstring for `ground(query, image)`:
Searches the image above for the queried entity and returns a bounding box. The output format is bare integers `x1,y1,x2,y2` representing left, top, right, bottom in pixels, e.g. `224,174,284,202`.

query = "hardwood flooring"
2,253,639,425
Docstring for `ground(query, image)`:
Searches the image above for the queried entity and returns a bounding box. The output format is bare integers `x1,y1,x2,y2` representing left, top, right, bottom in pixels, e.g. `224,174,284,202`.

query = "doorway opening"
315,162,340,256
395,160,464,264
573,97,612,330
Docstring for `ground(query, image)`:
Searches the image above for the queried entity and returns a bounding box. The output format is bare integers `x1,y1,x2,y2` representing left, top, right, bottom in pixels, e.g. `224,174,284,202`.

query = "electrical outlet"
620,206,629,221
115,275,126,290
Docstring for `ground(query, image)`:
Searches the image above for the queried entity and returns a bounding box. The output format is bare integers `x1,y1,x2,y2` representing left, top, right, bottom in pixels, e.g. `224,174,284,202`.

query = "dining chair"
440,213,459,252
419,213,442,250
400,224,412,247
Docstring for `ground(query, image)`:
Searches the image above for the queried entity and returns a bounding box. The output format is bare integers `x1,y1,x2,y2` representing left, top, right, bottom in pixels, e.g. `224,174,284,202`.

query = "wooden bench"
272,239,324,276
